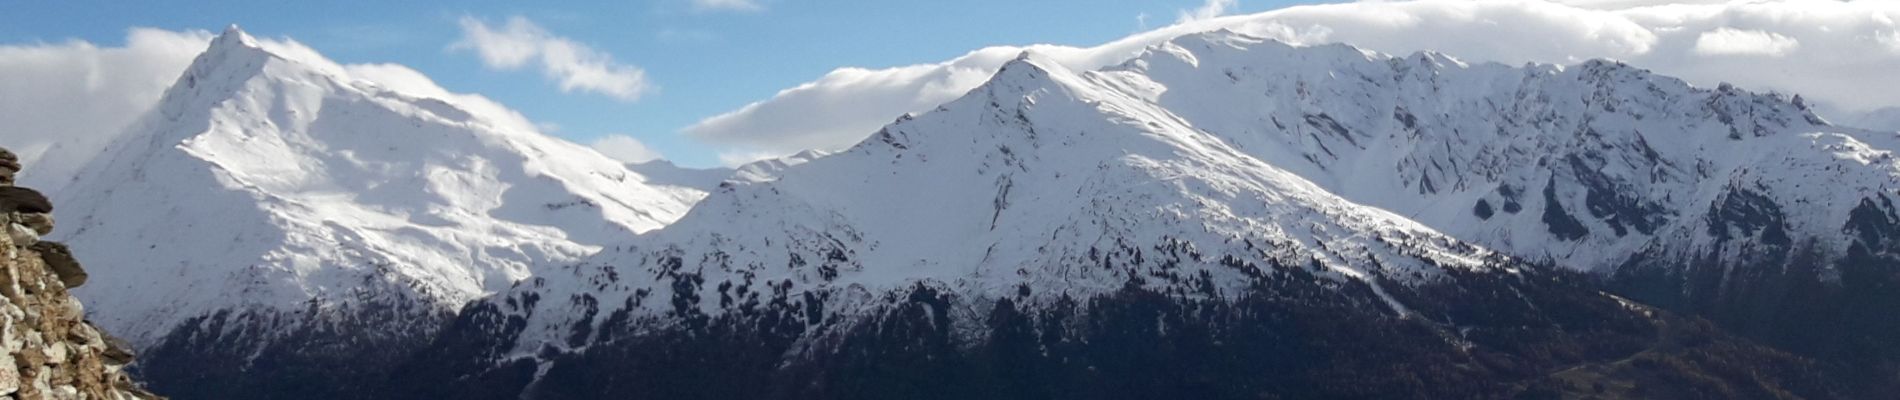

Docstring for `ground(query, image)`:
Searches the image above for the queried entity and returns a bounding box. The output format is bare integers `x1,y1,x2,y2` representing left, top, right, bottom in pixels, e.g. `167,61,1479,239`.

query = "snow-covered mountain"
1087,31,1867,272
507,49,1506,341
375,31,1863,399
47,26,712,390
1082,35,1900,378
58,27,1895,398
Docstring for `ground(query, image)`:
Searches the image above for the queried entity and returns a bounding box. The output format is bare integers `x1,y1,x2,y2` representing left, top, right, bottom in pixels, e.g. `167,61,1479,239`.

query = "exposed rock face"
0,147,158,399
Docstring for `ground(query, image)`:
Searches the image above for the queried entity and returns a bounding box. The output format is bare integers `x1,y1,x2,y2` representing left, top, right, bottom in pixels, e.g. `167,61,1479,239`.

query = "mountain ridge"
1095,30,1862,272
55,27,1899,399
377,35,1855,398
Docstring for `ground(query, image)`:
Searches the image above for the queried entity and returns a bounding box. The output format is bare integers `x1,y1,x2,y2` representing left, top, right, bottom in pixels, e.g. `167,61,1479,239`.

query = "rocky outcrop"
0,148,18,187
0,147,158,399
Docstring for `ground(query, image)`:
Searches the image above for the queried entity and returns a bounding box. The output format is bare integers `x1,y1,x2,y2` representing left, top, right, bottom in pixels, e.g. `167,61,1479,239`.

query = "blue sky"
0,0,1317,167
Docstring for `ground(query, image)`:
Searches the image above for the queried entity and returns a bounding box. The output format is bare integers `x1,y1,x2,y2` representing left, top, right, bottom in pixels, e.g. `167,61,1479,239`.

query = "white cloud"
1179,0,1238,24
1818,104,1900,133
1882,29,1900,53
0,28,211,194
693,0,763,12
1694,28,1800,56
1548,0,1732,9
590,134,664,164
687,54,1023,156
453,16,653,102
686,0,1900,160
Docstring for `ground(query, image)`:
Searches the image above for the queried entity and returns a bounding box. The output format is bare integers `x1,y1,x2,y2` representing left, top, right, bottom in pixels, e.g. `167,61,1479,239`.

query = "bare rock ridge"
0,146,158,399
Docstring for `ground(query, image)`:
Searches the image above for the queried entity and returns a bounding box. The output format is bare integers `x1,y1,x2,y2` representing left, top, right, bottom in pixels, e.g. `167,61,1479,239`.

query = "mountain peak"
196,24,270,67
59,24,712,346
213,24,257,49
1006,50,1056,68
991,50,1068,85
154,24,291,122
977,49,1097,103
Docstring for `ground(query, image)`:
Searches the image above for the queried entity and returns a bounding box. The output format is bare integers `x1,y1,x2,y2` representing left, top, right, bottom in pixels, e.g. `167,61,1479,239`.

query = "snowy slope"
1085,34,1900,342
481,50,1521,358
53,27,708,346
463,30,1900,361
1090,31,1882,273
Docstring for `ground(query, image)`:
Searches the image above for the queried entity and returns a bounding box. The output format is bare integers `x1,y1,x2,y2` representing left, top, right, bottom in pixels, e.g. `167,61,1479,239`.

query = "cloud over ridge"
0,28,211,192
1694,28,1800,57
591,134,665,164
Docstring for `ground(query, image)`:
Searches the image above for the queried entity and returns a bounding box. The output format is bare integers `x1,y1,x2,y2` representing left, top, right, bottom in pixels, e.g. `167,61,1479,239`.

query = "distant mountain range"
53,27,1900,399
